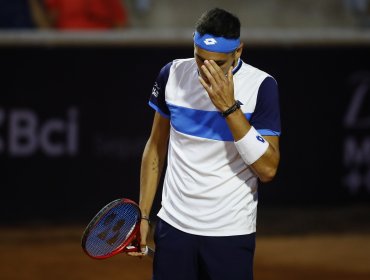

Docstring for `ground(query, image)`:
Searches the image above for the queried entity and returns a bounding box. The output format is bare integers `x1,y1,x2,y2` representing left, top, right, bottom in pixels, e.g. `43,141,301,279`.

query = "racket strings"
84,203,140,257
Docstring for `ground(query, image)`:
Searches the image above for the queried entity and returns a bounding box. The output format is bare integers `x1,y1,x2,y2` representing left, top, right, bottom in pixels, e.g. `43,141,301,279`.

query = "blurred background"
1,0,370,279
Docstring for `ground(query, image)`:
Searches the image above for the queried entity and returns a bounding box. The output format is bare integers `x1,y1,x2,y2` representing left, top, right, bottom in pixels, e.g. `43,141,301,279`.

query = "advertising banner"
1,46,369,223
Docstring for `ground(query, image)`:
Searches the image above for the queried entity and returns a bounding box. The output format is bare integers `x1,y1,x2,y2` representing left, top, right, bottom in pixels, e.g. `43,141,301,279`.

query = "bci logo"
0,107,79,157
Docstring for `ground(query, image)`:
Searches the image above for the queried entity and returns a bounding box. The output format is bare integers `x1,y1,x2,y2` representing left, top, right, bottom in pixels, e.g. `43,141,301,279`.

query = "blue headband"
194,31,240,53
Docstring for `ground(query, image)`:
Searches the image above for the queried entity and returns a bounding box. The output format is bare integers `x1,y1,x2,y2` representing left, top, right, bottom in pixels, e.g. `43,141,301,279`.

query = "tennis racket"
81,198,154,259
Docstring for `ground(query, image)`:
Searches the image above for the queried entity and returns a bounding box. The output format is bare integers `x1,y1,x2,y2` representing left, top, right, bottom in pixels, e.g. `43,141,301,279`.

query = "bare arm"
140,112,170,219
129,112,170,256
199,60,280,182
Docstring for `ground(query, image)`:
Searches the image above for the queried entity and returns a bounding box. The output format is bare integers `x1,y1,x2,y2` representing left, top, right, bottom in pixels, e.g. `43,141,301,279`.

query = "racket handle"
125,245,155,258
147,246,155,257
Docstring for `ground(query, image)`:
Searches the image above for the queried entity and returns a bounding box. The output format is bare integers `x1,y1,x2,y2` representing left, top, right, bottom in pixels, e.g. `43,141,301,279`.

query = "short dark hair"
195,8,240,39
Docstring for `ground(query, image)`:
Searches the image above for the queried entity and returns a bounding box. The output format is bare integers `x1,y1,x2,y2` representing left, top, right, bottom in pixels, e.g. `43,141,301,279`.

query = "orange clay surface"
1,226,370,280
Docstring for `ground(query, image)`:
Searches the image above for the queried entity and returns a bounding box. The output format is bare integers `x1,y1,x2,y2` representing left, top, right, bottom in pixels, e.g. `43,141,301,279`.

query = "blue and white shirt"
149,58,281,236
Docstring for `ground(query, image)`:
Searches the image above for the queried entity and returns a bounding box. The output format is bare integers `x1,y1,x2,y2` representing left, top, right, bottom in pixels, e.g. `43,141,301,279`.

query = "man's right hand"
127,219,150,257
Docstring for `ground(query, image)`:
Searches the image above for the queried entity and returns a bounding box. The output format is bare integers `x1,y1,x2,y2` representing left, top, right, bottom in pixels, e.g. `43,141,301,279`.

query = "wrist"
141,216,151,225
234,126,269,165
221,100,242,118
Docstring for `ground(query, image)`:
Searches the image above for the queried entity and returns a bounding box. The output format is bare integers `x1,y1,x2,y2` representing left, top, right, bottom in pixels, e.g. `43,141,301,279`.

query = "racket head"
81,198,141,259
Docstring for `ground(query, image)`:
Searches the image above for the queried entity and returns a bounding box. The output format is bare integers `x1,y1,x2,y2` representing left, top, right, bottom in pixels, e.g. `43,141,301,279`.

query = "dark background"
1,45,369,224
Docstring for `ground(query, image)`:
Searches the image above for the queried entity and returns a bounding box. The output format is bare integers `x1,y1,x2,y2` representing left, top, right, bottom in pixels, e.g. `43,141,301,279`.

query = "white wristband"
235,126,269,165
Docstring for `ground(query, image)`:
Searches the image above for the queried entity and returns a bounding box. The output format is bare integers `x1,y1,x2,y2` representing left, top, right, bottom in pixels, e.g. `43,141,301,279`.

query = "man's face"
194,45,242,84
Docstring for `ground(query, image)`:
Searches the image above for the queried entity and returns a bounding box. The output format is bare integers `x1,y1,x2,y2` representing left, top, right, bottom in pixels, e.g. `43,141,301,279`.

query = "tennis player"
130,8,281,280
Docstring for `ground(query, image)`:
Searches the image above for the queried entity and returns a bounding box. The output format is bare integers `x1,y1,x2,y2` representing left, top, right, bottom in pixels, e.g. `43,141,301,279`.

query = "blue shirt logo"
256,136,265,143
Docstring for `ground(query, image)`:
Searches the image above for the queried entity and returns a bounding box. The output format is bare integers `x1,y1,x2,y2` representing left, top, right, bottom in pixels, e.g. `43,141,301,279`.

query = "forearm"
225,109,280,182
249,138,280,182
139,138,167,217
224,108,250,141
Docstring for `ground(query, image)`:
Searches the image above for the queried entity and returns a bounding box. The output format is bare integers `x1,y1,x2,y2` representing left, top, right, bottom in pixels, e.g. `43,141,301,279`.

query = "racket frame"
81,198,142,259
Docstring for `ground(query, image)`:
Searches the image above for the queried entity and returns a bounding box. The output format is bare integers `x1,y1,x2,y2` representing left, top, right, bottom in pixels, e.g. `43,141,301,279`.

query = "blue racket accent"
82,199,141,258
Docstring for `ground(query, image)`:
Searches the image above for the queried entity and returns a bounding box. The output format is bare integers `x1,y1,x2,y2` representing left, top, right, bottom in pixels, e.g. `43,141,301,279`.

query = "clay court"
2,206,369,280
1,1,370,279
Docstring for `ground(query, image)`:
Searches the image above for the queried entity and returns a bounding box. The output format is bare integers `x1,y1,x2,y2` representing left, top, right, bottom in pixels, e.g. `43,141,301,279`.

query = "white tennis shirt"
149,58,281,236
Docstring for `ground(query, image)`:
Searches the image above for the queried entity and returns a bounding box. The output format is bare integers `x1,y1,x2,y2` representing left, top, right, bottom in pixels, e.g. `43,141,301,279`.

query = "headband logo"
204,38,217,45
194,32,239,53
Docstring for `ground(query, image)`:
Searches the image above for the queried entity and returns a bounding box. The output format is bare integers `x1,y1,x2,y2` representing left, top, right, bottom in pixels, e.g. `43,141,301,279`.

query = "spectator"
0,0,64,29
0,0,35,28
43,0,128,30
344,0,370,26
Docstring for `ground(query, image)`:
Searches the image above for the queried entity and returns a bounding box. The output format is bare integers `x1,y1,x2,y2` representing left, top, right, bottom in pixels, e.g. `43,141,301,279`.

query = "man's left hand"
198,60,235,112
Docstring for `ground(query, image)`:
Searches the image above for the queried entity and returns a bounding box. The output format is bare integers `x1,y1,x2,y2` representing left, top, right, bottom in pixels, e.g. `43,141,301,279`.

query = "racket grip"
125,237,141,253
125,244,155,257
147,246,155,257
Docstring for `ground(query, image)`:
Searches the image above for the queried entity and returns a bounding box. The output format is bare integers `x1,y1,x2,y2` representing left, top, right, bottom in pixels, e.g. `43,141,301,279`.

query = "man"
130,8,281,280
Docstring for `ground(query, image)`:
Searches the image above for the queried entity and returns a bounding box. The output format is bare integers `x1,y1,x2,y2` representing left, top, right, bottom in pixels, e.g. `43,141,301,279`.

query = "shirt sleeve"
148,62,172,119
249,76,281,136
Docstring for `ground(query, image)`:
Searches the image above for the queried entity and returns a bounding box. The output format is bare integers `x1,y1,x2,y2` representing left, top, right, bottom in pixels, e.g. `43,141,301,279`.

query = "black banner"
1,45,369,223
